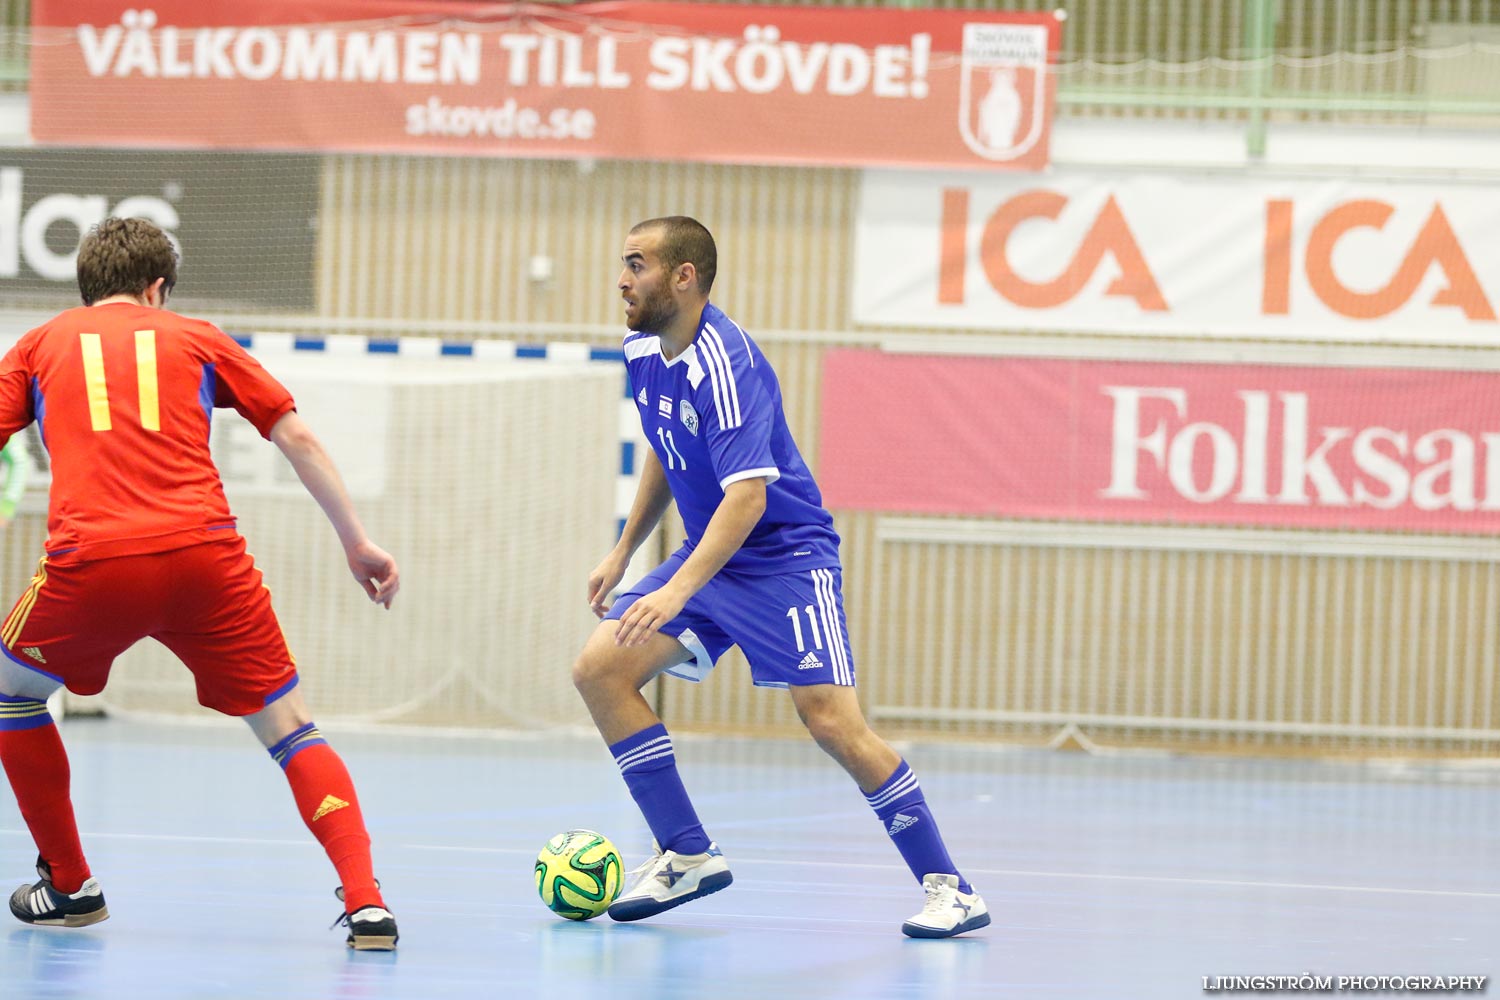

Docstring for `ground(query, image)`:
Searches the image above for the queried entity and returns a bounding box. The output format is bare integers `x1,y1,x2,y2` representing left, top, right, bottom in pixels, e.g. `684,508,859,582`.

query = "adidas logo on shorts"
887,813,920,835
796,651,823,671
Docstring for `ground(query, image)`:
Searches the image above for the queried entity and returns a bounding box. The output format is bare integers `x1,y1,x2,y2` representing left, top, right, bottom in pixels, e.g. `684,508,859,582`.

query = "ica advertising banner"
854,170,1500,344
30,1,1059,170
820,349,1500,535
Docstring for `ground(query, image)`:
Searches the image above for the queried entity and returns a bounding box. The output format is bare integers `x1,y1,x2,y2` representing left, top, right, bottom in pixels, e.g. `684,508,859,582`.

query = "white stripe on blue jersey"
695,336,733,429
723,315,755,364
700,324,742,428
621,302,841,575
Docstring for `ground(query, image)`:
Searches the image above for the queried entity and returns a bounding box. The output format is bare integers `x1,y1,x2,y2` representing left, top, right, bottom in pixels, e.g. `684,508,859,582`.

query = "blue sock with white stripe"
866,760,971,893
610,723,711,855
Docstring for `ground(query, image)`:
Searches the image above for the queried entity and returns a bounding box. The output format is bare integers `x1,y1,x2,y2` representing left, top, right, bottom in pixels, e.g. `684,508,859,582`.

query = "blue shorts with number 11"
606,548,856,689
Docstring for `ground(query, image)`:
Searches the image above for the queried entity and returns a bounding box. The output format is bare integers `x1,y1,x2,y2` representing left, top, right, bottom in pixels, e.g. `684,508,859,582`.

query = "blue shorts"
605,549,855,689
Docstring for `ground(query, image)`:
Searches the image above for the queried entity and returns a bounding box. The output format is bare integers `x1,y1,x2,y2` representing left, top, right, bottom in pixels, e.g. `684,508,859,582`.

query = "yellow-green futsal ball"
535,829,623,920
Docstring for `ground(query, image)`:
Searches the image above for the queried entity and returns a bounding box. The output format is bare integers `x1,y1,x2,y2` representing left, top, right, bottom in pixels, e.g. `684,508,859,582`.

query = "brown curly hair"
76,217,178,306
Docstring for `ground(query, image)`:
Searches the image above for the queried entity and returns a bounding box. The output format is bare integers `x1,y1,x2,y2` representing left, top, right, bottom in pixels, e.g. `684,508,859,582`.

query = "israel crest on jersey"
679,399,700,436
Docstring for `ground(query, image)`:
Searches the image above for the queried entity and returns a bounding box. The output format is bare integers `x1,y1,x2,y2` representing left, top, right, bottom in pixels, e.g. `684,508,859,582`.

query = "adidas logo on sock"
796,651,823,670
312,794,350,822
887,812,920,835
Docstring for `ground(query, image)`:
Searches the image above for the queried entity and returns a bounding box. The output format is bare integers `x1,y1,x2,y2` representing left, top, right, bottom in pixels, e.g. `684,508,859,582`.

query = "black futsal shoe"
9,854,109,927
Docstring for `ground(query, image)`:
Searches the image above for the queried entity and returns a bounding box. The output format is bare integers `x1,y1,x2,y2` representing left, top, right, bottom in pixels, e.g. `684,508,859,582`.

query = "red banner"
30,2,1058,170
819,349,1500,535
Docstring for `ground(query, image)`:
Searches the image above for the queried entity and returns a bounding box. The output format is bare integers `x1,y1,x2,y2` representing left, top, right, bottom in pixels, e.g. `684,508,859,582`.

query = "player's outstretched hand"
587,554,629,619
348,540,400,609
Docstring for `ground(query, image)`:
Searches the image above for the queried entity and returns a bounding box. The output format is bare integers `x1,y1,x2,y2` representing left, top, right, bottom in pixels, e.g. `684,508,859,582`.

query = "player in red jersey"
0,218,401,950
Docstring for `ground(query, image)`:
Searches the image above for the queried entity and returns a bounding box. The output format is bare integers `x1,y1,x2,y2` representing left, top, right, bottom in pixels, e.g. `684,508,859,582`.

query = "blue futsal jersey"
623,303,840,576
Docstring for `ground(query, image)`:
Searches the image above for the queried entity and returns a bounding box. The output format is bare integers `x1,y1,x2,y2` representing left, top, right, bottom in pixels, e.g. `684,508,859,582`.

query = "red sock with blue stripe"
269,722,384,912
865,760,972,893
0,694,91,894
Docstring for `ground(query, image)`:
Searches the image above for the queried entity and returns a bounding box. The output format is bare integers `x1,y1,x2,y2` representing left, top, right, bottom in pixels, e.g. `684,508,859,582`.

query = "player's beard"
627,283,678,334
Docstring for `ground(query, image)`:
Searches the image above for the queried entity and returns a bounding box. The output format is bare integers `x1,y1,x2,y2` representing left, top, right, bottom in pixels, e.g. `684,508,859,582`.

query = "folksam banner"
819,349,1500,535
30,2,1060,171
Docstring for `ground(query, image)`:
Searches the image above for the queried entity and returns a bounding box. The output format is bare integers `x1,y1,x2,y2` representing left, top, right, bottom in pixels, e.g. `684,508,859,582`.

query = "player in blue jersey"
572,216,988,938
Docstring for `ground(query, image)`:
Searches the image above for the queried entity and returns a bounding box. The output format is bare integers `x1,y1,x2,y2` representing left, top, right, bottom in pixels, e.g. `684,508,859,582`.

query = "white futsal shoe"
901,873,990,938
607,841,733,921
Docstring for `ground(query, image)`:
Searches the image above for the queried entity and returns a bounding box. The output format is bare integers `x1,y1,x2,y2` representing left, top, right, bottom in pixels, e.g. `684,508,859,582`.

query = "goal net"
13,344,627,731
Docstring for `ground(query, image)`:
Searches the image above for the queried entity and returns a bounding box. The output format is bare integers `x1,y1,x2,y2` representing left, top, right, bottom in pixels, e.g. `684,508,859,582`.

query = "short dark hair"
631,216,716,294
76,217,178,306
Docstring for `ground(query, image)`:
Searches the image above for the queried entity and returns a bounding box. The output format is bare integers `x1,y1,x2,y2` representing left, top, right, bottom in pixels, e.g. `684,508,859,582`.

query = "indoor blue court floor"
0,716,1495,1000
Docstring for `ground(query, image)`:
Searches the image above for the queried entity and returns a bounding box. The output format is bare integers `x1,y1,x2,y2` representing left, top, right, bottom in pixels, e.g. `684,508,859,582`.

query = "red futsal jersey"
0,302,295,561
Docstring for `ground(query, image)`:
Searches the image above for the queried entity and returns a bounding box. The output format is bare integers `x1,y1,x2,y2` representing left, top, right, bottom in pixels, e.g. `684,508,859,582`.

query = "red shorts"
1,534,297,716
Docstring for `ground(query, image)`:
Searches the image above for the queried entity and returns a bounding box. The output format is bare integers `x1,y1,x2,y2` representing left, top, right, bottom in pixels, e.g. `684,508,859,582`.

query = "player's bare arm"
269,411,400,609
613,476,767,647
589,449,673,617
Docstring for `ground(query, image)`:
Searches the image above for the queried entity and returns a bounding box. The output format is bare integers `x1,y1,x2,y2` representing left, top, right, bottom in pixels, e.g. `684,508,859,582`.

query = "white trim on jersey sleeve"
698,323,743,428
719,466,780,490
